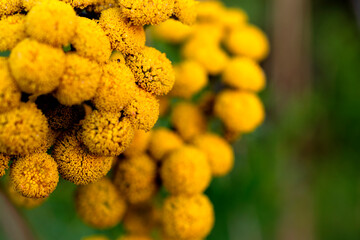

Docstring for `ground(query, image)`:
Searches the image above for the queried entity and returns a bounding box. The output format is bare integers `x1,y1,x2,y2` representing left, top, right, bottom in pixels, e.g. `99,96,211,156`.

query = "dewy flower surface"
0,14,26,51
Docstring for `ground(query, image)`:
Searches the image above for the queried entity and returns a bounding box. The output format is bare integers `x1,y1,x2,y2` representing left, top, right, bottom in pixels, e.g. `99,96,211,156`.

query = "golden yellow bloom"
75,178,126,229
214,90,265,133
123,130,151,157
0,103,49,155
171,102,206,141
148,127,183,161
6,181,47,208
170,60,208,99
0,14,26,51
161,145,211,195
174,0,197,25
158,96,169,116
0,59,21,114
163,194,214,239
117,236,152,240
52,129,113,185
10,153,59,198
191,23,224,44
118,0,174,26
81,110,135,157
123,203,157,235
126,47,175,96
99,8,146,55
192,133,234,177
26,0,77,47
152,19,192,44
196,0,224,23
226,25,270,61
0,153,10,177
220,8,248,31
82,235,110,240
114,154,157,204
9,38,65,95
92,61,137,113
222,57,265,92
124,88,160,132
72,17,111,63
0,0,22,16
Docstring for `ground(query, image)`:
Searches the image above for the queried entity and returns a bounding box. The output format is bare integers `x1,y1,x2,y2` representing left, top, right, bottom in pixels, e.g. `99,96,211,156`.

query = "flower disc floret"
174,0,197,25
148,127,183,161
0,0,22,16
0,154,10,177
0,14,26,51
124,130,151,157
0,60,21,113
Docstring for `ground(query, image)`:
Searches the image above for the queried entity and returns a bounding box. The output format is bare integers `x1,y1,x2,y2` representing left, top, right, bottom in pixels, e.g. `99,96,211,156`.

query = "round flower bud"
25,0,77,47
126,47,175,96
82,235,109,240
99,8,146,55
161,146,211,195
81,111,135,157
123,130,151,157
148,128,183,161
72,17,111,63
222,57,265,92
0,103,49,155
10,153,59,198
0,14,26,51
170,60,208,99
0,0,22,16
225,25,269,61
152,19,192,44
192,133,234,177
0,154,10,177
55,53,102,106
117,236,152,240
114,154,157,204
9,38,65,95
220,8,248,31
214,90,265,133
123,203,157,235
124,88,159,132
171,102,206,141
174,0,197,25
163,194,214,239
75,178,126,229
0,60,21,113
52,129,113,185
92,61,137,113
6,181,47,208
197,0,225,23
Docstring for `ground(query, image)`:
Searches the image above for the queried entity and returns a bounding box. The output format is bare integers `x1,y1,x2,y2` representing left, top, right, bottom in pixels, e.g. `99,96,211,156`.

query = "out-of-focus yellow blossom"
72,17,111,63
224,128,242,143
82,235,110,240
0,0,22,16
170,60,208,99
0,60,21,113
222,57,265,92
226,24,270,61
214,90,265,133
75,178,126,229
114,154,157,204
158,96,170,116
123,130,151,157
162,194,214,239
0,103,49,155
161,145,211,195
197,90,215,116
126,47,175,96
110,51,126,64
192,133,234,177
0,154,10,177
10,153,59,198
9,38,65,95
196,0,224,23
6,181,47,208
55,53,102,106
81,110,135,156
171,102,206,141
0,14,26,51
123,203,157,235
148,127,183,161
174,0,197,25
118,0,174,26
92,61,137,113
52,129,113,185
117,236,152,240
25,0,77,47
124,88,160,132
99,8,145,55
191,23,224,44
152,19,192,44
220,8,248,30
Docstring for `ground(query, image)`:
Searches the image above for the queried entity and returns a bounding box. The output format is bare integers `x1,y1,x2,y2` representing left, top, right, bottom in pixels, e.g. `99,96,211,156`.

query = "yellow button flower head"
114,154,157,204
123,130,151,157
0,154,10,177
123,203,157,235
214,90,265,133
52,129,113,185
196,0,224,23
82,235,110,240
161,145,211,195
148,127,183,161
174,0,197,25
0,0,22,16
126,47,175,96
0,103,49,155
119,0,174,26
0,59,21,113
81,110,135,157
26,0,77,47
75,178,127,229
99,8,146,55
72,17,111,63
221,8,248,31
152,19,192,44
0,14,26,51
226,24,270,61
171,102,206,141
6,181,47,208
124,88,160,132
163,194,214,239
55,53,102,106
10,153,59,198
222,57,266,92
117,236,152,240
192,133,234,177
92,61,137,113
170,60,208,99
